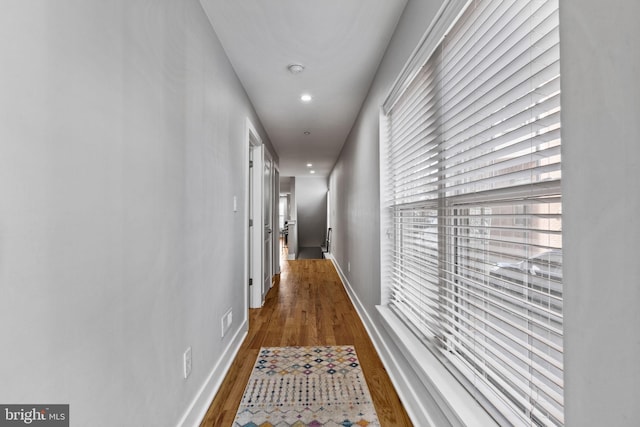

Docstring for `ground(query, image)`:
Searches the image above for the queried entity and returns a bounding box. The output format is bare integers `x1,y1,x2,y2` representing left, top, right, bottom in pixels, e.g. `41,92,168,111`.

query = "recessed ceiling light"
304,131,311,135
307,163,313,167
310,170,316,174
287,64,305,74
300,94,312,102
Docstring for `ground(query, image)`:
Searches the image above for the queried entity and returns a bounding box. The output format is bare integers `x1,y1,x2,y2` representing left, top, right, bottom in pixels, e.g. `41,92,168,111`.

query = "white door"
263,150,273,298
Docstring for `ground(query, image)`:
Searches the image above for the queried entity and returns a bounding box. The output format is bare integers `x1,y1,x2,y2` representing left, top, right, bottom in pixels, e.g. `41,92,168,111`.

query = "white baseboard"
177,321,248,427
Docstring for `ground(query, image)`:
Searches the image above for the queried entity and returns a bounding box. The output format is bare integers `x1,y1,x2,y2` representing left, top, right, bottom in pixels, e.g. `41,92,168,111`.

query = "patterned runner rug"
233,345,380,426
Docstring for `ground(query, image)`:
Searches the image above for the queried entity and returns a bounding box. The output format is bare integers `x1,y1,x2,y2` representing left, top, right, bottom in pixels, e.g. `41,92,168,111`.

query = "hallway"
2,2,639,427
200,250,412,426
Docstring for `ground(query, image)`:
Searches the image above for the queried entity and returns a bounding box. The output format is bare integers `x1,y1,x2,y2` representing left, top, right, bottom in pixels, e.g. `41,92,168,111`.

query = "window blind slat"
441,3,559,120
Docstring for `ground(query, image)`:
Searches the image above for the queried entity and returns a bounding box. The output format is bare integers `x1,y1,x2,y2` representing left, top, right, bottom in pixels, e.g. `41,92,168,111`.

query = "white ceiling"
200,0,408,177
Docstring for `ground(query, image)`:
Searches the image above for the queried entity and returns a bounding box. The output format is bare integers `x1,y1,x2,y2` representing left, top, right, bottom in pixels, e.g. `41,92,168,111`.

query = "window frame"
379,1,563,425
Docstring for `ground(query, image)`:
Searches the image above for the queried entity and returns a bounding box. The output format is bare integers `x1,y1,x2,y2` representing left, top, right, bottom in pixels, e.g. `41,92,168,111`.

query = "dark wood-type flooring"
200,247,413,426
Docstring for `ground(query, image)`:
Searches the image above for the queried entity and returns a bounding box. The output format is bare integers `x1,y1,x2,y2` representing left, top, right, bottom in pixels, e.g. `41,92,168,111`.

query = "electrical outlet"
348,261,351,272
183,347,192,379
221,308,233,338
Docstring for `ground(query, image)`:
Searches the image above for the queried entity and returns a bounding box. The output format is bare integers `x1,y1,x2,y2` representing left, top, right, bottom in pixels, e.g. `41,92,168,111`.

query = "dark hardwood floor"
200,244,413,426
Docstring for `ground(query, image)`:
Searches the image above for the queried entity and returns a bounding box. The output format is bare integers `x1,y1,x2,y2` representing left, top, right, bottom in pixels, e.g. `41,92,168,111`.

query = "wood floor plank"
199,254,413,427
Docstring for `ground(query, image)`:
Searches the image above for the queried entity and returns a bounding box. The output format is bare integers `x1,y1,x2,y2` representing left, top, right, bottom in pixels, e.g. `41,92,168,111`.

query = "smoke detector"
287,64,305,74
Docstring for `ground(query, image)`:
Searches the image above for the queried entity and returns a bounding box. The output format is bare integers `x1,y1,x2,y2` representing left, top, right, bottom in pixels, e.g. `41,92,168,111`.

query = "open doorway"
279,176,297,260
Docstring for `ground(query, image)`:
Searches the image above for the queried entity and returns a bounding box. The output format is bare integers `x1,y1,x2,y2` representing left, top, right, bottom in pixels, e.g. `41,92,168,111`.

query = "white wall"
0,1,276,426
296,177,328,247
330,0,640,425
561,1,640,426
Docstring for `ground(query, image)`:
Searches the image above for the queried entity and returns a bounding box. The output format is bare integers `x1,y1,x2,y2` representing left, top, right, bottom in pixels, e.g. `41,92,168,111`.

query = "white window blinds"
381,1,562,425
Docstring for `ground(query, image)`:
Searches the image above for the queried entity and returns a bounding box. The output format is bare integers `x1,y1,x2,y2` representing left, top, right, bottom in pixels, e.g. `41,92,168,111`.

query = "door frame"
273,164,280,275
246,119,264,309
262,149,273,301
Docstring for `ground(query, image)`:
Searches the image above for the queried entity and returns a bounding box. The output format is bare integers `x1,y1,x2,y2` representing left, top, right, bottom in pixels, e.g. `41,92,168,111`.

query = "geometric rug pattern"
233,346,380,426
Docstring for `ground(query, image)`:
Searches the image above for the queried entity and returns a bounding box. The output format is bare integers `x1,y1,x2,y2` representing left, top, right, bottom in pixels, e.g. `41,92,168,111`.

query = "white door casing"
263,150,273,299
247,120,263,309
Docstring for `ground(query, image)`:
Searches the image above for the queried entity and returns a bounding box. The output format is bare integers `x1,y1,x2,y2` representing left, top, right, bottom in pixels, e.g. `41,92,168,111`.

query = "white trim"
177,323,248,427
246,118,264,309
244,119,253,327
273,164,281,275
378,110,393,306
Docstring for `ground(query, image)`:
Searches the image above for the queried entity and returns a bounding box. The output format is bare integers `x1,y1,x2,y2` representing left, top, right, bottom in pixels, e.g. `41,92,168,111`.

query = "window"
381,1,562,425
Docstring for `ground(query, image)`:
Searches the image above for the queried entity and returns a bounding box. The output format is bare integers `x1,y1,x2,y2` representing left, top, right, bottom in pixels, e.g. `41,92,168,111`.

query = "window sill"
376,305,499,427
